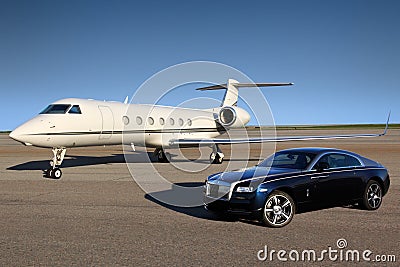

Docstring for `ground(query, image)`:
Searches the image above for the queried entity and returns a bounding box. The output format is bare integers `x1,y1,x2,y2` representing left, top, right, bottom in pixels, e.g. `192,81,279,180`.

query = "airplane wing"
169,113,390,146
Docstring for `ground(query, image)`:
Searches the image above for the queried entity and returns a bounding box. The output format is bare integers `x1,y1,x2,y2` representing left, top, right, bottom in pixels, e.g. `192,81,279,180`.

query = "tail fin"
224,79,240,106
197,79,293,106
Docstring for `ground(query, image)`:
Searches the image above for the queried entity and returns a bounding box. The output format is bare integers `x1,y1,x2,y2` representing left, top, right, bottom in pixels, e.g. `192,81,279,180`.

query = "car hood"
208,166,301,184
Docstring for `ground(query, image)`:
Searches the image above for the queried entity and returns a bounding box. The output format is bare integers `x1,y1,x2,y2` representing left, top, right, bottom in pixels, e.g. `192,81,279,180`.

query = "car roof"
277,147,360,156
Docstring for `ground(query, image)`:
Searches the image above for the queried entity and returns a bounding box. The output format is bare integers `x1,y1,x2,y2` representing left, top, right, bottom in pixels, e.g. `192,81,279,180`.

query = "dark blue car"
204,147,390,227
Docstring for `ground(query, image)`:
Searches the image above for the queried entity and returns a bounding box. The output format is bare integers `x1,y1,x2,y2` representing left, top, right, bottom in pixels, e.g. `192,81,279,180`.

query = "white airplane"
9,79,390,179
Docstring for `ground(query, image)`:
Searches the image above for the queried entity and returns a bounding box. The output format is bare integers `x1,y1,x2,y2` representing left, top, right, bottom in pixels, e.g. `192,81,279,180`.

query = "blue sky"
1,0,399,130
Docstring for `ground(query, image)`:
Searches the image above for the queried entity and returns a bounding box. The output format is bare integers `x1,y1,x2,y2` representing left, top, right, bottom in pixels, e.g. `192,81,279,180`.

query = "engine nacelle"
217,106,250,128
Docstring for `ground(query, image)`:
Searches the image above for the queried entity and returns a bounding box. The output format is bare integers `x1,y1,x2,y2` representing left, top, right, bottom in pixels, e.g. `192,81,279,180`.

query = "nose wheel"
45,168,63,179
44,147,66,179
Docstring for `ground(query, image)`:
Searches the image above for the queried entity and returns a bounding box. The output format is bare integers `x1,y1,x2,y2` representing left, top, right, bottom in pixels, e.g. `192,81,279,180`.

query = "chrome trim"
205,181,230,200
260,167,385,186
311,175,329,179
258,188,269,193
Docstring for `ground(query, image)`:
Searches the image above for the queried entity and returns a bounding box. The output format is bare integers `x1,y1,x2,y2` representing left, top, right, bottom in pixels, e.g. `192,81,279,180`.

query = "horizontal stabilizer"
196,82,293,91
197,79,293,106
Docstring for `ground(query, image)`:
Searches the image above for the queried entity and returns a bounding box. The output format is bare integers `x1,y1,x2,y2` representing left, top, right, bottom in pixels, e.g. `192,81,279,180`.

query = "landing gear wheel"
210,152,223,164
261,191,295,228
157,150,170,163
362,180,382,210
45,169,53,178
45,147,66,179
52,168,62,179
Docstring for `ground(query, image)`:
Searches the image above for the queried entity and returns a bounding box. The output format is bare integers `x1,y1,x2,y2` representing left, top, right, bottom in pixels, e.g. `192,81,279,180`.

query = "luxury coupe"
204,147,390,227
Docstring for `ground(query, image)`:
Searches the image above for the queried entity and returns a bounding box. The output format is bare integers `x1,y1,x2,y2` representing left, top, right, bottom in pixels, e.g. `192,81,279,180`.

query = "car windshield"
258,151,317,170
40,104,71,114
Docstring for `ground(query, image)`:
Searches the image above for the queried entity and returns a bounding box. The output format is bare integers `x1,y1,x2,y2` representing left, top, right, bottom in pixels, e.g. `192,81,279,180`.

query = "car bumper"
204,192,266,216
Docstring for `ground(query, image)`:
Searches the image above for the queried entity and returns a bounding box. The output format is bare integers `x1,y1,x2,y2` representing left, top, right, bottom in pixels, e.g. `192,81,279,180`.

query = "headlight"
236,186,254,193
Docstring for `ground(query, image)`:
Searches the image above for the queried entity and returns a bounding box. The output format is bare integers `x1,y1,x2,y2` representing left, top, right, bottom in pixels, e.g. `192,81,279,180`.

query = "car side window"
343,154,362,167
313,154,330,170
313,153,362,170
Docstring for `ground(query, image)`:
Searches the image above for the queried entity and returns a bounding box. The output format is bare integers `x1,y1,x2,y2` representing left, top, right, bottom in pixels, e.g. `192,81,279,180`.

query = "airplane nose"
9,130,18,141
9,125,32,146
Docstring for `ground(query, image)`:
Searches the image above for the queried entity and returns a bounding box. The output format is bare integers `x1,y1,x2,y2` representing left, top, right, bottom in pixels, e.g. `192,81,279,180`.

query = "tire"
362,180,383,210
210,153,223,164
209,152,216,164
261,191,295,228
157,151,170,163
52,168,62,179
45,169,53,178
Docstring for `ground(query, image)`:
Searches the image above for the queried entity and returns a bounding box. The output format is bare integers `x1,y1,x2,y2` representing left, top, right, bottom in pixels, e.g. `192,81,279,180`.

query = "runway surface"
0,129,399,266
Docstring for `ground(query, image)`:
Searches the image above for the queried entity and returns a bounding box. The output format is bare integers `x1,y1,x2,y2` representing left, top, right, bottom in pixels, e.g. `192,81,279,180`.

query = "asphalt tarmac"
0,129,399,266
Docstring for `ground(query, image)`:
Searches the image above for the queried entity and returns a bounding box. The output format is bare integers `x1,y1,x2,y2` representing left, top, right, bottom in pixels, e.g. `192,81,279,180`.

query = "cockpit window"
68,105,82,114
40,104,71,114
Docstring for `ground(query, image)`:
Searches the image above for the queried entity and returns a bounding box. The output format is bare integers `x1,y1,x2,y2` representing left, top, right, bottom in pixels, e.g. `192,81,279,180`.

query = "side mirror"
316,162,330,172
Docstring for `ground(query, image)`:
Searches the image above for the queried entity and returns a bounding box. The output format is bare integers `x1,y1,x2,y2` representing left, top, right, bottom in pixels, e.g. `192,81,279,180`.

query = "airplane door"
98,106,114,139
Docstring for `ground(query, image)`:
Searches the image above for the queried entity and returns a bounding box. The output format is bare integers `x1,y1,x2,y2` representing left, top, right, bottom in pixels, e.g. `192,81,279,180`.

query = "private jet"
9,79,390,178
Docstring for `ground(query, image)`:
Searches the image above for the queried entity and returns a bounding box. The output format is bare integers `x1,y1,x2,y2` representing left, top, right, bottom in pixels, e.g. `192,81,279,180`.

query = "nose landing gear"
44,147,66,179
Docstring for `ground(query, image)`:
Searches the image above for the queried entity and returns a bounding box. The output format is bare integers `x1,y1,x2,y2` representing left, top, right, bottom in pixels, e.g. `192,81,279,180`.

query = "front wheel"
52,168,62,179
261,191,295,228
362,180,383,210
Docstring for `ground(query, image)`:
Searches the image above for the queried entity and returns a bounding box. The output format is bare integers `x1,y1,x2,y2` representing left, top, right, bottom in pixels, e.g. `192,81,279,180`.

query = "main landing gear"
153,145,225,164
210,144,224,164
154,148,171,163
45,147,66,179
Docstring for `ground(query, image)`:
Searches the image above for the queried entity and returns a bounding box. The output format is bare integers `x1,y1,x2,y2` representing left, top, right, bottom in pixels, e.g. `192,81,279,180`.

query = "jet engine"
217,106,250,128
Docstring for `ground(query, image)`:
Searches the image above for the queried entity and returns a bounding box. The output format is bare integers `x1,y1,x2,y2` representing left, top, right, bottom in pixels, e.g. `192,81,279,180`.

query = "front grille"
206,183,230,199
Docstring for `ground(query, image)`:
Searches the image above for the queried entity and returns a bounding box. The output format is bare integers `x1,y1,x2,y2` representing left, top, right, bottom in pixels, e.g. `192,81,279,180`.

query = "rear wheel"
210,152,223,164
362,180,382,210
157,150,170,163
261,191,295,228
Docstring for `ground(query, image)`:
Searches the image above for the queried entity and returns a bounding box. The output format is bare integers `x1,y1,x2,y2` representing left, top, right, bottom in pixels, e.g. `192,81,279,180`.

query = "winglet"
382,111,391,136
123,96,129,104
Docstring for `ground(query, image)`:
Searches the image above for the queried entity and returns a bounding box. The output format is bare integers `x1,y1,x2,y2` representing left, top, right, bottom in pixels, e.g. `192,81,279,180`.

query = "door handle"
311,175,329,179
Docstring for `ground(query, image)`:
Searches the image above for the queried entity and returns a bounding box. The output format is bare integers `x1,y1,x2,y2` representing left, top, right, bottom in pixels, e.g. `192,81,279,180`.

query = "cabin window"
169,118,175,125
178,118,184,126
187,119,192,126
148,117,154,125
159,118,165,125
136,116,143,125
122,116,130,125
68,105,82,114
40,104,71,114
